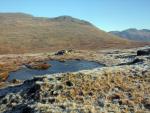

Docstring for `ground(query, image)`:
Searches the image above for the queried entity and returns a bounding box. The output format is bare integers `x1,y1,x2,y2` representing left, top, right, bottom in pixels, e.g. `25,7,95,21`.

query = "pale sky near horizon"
0,0,150,31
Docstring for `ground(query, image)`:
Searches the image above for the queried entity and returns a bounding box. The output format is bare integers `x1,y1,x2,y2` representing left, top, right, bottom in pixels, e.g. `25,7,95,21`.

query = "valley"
0,12,149,113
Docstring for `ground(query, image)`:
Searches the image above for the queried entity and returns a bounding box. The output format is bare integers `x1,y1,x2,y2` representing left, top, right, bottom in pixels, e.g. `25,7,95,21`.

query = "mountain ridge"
109,28,150,42
0,13,148,54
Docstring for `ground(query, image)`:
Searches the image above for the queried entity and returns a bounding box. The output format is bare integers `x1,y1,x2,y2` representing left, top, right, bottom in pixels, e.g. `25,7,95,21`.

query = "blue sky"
0,0,150,31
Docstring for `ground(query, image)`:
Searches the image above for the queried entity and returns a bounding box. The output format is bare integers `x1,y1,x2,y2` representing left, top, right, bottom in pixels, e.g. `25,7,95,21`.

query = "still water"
8,60,104,81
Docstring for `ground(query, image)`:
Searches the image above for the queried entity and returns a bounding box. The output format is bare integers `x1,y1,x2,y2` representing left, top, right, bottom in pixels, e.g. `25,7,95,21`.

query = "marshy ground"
0,46,149,113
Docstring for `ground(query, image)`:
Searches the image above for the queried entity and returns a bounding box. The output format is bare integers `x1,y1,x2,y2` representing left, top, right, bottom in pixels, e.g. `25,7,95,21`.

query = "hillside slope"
109,28,150,42
0,13,147,54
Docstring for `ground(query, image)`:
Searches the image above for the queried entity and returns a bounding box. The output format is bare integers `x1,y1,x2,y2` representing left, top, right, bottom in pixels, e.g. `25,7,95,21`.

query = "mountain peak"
125,28,138,32
109,28,150,42
53,15,74,20
0,13,93,26
51,15,93,26
141,29,150,32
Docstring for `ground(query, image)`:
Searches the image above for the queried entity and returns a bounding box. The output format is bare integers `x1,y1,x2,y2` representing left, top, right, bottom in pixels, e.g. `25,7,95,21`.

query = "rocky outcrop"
119,58,144,65
55,49,74,55
137,48,150,56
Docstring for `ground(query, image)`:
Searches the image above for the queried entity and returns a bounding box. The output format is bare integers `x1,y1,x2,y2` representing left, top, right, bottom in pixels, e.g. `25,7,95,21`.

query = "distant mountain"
109,28,150,42
0,13,148,54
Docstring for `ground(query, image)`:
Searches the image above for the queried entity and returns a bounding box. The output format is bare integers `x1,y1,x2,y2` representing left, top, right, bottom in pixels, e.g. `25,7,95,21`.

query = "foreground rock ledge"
0,64,150,113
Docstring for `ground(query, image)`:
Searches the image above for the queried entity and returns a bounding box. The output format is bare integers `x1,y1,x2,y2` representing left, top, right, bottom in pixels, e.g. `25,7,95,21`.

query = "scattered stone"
48,98,56,104
110,94,121,104
142,98,150,110
11,79,21,84
27,83,41,95
55,49,73,55
119,58,144,65
22,106,34,113
66,80,74,87
55,85,63,90
59,105,66,110
75,58,81,61
2,98,8,104
97,97,105,107
137,48,150,56
59,59,66,62
130,58,144,64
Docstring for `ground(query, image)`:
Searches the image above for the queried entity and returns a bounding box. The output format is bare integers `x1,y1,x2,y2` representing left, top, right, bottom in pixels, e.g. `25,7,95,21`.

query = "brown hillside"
0,13,148,54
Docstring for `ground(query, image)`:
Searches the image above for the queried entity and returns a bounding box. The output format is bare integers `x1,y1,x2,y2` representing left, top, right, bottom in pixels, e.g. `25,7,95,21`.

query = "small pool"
8,60,104,81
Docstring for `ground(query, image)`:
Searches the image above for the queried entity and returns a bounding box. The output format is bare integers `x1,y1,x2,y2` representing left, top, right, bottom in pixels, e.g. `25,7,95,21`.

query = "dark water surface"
8,60,104,81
